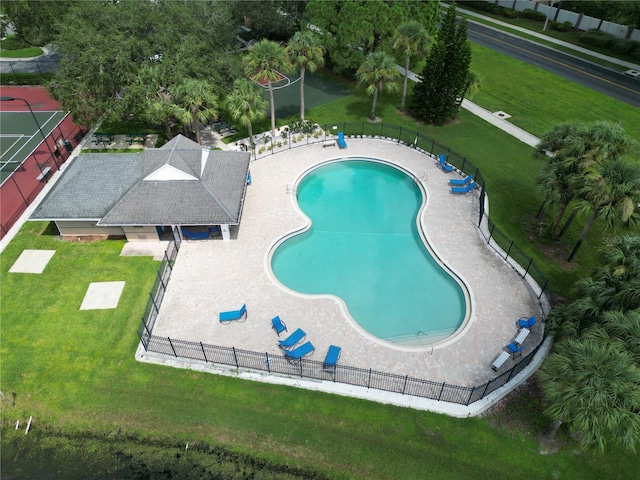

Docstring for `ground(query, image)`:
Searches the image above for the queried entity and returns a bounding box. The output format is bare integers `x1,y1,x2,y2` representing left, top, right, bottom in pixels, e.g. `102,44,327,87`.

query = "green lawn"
3,31,639,476
470,44,640,152
0,35,43,58
2,222,638,478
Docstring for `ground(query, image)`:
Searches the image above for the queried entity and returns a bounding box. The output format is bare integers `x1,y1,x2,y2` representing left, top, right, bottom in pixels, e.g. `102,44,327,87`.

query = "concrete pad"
120,241,168,261
9,249,56,274
80,281,126,310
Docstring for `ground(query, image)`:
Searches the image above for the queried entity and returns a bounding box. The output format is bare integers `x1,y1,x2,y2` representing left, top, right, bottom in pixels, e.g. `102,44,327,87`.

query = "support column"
221,224,231,241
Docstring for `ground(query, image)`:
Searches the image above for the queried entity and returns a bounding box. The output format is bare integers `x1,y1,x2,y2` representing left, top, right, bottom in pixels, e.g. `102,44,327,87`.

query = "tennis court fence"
137,131,552,407
0,115,85,239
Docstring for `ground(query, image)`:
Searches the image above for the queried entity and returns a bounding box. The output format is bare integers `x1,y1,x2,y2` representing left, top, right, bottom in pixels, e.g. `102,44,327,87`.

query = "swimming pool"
271,159,468,346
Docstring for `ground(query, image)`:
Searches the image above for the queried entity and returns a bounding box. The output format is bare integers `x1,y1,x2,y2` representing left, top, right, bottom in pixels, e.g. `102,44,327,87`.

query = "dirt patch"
520,213,579,272
61,235,126,243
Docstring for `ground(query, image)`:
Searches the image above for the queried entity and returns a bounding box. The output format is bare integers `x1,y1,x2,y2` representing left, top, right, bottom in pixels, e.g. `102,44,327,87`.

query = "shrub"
550,20,572,32
0,72,54,85
520,9,547,22
457,1,501,15
0,35,31,50
578,29,616,49
501,8,519,19
611,38,638,55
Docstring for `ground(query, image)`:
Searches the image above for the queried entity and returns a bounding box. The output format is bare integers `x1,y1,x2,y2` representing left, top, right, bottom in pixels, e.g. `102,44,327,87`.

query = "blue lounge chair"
323,345,342,369
449,174,473,186
438,154,453,173
284,341,315,362
506,342,524,355
451,181,476,194
219,303,247,322
247,171,252,185
278,328,306,349
208,226,221,237
337,131,347,149
182,228,209,240
271,315,287,336
517,316,537,329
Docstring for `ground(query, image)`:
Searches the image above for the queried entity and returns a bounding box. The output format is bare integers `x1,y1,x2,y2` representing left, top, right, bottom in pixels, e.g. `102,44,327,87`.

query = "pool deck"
147,139,544,395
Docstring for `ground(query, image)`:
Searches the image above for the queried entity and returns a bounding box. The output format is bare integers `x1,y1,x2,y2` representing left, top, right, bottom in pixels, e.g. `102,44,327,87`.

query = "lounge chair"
271,315,287,336
513,327,530,347
323,345,342,369
451,181,476,194
438,154,453,173
284,341,315,362
337,131,347,149
449,174,473,186
516,316,537,329
182,228,209,240
491,351,509,371
506,342,524,355
278,328,306,349
219,303,247,323
247,171,252,185
208,226,221,237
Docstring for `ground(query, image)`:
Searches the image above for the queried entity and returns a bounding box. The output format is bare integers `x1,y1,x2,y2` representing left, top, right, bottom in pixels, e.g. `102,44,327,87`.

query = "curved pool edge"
264,156,476,352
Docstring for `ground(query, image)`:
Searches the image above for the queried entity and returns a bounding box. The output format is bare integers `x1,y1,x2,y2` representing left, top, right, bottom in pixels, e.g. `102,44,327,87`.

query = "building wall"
123,226,160,241
56,221,124,238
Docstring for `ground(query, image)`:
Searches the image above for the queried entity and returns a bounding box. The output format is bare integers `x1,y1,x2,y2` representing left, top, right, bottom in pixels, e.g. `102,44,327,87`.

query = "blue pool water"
271,160,466,345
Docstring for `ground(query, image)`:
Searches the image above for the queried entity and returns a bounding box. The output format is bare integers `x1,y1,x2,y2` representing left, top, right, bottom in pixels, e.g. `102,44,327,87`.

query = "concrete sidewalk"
396,65,541,148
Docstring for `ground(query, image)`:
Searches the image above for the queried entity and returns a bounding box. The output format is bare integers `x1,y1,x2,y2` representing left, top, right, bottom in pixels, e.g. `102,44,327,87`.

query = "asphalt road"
467,21,640,108
0,51,61,75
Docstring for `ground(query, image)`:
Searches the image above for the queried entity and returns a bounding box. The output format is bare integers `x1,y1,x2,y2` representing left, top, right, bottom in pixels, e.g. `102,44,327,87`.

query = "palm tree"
356,52,400,121
392,21,431,110
225,79,268,148
547,236,640,340
287,30,325,121
592,310,640,363
535,121,638,242
244,39,289,139
535,159,575,236
538,337,640,452
169,78,218,144
567,158,640,262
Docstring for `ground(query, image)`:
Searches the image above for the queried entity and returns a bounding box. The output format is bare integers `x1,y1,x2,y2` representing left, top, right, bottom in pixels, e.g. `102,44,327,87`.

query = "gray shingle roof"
32,135,250,226
31,154,143,220
101,149,250,225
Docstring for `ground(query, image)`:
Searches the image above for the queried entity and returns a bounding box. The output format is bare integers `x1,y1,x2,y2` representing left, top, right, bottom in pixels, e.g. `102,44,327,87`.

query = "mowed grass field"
1,222,638,478
3,36,640,477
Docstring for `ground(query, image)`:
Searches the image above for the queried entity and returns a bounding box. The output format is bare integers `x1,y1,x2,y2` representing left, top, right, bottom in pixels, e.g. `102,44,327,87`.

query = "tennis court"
252,70,351,119
0,86,84,239
1,110,68,182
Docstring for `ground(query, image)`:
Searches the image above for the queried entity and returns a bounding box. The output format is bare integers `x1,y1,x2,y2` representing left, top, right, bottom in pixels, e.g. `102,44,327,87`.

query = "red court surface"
0,86,85,239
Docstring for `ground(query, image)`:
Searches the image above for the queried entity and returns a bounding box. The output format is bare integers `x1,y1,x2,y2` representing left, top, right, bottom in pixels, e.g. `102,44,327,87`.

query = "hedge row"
579,29,640,61
0,72,53,85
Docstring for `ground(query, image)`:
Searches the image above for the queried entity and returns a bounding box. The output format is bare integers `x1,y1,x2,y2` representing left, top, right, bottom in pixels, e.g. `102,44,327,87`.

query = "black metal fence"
137,129,552,406
0,116,86,239
250,122,486,196
141,331,545,406
480,216,552,302
137,230,181,346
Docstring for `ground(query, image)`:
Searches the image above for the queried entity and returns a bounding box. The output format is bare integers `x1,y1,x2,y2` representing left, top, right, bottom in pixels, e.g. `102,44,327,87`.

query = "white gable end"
144,164,198,181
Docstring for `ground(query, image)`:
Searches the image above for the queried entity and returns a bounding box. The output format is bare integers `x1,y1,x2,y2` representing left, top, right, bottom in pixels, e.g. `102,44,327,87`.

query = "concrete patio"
147,139,545,389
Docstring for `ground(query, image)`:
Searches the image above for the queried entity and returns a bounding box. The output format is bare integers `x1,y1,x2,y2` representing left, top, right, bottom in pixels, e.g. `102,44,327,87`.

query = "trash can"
62,139,73,153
